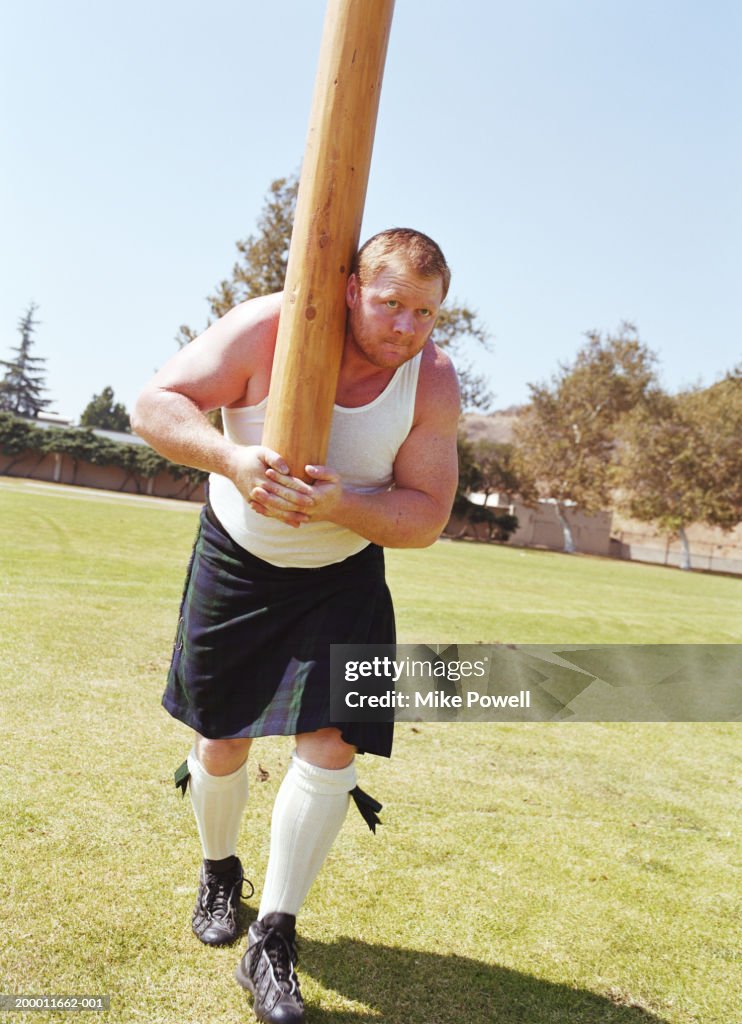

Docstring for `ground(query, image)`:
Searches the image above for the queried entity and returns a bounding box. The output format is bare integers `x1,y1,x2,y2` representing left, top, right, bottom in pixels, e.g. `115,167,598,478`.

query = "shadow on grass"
296,935,668,1024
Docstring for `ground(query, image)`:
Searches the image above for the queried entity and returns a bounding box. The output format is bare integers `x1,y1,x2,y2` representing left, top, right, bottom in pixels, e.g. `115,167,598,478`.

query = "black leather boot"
235,912,305,1023
192,856,252,946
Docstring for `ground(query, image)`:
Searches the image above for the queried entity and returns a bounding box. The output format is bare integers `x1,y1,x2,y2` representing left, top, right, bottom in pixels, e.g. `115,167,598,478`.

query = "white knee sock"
259,752,356,918
186,748,249,861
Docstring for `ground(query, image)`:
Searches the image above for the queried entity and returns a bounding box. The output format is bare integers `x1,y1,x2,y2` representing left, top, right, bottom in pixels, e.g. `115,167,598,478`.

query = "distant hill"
461,406,524,444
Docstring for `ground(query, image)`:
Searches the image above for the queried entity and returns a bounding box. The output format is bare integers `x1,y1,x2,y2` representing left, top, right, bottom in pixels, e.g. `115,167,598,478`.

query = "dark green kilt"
162,505,395,757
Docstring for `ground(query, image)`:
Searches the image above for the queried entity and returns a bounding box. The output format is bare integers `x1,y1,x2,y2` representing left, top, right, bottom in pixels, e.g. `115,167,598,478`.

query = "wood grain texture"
262,0,395,478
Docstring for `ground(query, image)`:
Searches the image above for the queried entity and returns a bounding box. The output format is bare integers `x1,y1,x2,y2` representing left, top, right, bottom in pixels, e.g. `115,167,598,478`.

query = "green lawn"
0,479,739,1024
387,538,742,644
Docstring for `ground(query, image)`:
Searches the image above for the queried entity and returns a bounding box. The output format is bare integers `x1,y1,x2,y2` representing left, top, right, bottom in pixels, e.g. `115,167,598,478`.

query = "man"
133,228,460,1024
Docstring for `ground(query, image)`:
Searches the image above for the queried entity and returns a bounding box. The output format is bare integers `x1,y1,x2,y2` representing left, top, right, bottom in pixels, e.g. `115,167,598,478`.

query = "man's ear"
346,273,360,309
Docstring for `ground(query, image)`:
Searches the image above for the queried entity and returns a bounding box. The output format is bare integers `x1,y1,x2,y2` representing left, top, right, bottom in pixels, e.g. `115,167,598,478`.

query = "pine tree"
0,303,53,418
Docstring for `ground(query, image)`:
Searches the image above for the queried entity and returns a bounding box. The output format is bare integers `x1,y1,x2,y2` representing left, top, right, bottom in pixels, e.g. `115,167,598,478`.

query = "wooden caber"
262,0,395,479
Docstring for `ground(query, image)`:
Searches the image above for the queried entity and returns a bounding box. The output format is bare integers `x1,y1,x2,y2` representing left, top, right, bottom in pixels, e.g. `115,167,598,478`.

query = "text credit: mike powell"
329,644,742,722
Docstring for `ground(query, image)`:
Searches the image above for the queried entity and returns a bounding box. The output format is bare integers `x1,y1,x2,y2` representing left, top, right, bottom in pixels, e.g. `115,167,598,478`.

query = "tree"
467,438,537,506
80,386,130,432
690,368,742,529
0,303,53,418
456,431,479,501
176,176,299,347
176,174,493,409
432,306,493,410
615,369,742,569
513,323,660,551
449,434,525,543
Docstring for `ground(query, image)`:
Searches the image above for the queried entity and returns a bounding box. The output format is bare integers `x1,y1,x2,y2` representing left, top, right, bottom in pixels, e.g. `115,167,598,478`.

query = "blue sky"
2,0,740,419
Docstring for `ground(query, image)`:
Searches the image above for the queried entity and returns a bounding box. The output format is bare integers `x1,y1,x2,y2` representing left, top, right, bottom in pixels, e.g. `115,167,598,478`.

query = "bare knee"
194,733,252,776
295,727,356,769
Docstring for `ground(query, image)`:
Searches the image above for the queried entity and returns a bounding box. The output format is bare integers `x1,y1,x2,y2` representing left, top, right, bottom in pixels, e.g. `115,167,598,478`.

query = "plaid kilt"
162,504,395,757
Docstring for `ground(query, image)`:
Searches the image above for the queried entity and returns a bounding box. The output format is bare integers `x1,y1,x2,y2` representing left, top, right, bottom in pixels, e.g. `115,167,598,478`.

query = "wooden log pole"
262,0,395,478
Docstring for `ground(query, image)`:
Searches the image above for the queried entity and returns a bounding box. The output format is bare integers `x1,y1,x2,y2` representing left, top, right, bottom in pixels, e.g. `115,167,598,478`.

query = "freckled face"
346,259,444,369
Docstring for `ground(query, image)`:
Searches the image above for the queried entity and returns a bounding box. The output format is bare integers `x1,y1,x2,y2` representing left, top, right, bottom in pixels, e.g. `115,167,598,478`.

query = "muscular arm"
262,343,461,548
131,294,314,525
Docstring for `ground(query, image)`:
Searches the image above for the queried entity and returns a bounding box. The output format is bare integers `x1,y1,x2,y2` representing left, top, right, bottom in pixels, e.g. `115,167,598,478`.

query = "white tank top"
208,352,422,567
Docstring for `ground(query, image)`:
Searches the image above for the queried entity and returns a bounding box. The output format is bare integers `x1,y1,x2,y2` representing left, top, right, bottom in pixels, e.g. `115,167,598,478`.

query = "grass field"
0,479,740,1024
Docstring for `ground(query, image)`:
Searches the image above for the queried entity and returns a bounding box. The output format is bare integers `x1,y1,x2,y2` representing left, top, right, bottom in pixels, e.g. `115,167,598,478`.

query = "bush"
0,414,206,497
451,494,519,542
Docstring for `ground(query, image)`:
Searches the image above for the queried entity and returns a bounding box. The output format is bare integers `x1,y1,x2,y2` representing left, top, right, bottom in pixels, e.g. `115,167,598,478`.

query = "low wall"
507,503,612,557
445,500,741,574
445,500,612,556
610,516,742,575
0,451,206,503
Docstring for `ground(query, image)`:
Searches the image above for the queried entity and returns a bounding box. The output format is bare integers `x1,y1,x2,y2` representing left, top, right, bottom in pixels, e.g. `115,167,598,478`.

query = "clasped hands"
235,445,342,528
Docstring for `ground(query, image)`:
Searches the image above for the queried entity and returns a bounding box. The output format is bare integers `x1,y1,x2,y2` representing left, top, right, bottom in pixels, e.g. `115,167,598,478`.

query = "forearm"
329,487,448,548
131,388,237,478
133,387,314,528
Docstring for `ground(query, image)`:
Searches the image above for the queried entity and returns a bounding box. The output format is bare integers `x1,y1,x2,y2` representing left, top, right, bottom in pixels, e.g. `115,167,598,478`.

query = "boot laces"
252,926,300,994
202,869,253,921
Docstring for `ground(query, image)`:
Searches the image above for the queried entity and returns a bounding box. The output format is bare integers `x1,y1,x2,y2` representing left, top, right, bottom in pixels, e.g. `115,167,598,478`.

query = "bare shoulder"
222,291,282,331
143,292,283,412
414,341,461,426
206,291,282,354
